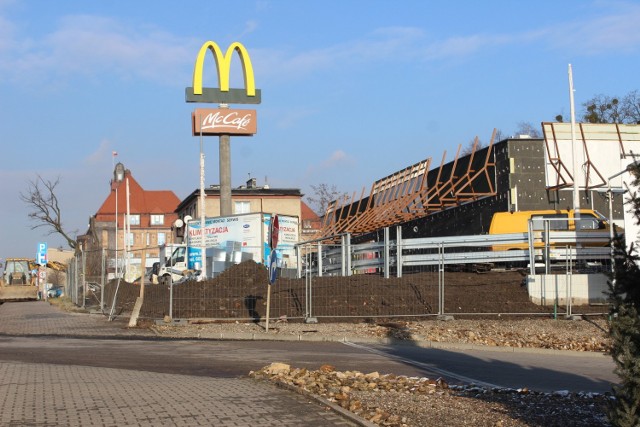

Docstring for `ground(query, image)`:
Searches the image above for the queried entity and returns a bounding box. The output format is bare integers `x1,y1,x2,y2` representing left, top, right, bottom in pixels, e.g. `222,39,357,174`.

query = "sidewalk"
0,301,369,427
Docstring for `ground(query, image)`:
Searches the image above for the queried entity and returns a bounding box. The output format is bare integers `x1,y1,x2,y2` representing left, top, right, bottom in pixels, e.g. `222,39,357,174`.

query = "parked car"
86,282,101,293
47,285,64,298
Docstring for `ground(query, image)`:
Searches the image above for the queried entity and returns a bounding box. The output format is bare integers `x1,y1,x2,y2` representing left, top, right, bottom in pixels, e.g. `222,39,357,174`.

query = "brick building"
83,163,180,276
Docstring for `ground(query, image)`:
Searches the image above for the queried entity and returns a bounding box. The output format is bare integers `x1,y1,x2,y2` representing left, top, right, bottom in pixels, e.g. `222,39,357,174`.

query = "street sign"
268,250,278,285
36,242,47,266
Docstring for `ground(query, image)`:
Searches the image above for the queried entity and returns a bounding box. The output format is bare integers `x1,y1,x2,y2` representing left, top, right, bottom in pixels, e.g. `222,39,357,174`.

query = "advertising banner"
187,213,299,270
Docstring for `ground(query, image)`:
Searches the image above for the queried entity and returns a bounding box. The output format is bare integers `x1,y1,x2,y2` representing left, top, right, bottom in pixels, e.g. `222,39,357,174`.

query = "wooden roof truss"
541,122,637,191
318,130,497,239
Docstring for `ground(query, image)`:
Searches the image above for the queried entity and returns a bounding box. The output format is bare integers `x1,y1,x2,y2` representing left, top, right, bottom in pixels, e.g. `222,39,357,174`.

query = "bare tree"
555,90,639,124
514,121,541,138
582,94,625,124
305,183,348,216
622,90,640,124
20,175,77,250
461,137,485,156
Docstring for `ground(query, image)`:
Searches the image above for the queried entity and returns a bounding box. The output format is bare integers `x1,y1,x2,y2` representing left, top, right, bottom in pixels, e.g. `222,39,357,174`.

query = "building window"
234,201,251,214
128,214,140,226
158,232,166,246
126,232,134,247
150,214,164,226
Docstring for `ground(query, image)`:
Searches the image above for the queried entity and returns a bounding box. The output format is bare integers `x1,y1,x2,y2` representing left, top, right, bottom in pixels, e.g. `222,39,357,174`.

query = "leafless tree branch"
19,175,78,250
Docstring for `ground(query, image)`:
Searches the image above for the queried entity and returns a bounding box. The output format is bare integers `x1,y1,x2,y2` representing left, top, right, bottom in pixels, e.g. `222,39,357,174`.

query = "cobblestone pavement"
0,301,154,338
0,302,365,426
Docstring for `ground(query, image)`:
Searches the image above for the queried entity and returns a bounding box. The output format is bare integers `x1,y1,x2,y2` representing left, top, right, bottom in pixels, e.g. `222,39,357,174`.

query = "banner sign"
187,213,299,269
192,108,257,136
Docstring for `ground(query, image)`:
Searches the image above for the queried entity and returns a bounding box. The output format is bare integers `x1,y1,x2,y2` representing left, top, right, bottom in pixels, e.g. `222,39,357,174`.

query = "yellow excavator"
0,258,67,302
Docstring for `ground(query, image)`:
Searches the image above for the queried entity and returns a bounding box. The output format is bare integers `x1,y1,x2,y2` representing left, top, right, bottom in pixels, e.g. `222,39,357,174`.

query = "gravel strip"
153,316,614,426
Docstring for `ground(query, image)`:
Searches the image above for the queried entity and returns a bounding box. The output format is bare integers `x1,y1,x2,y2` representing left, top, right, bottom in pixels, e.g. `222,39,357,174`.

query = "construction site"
316,123,639,244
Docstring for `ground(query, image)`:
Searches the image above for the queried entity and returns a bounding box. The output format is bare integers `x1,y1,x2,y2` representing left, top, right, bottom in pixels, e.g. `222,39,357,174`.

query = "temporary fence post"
439,243,444,315
567,246,573,317
304,244,317,323
340,235,346,276
74,253,79,305
304,243,312,319
527,220,535,275
169,273,173,320
345,233,352,276
317,242,322,278
544,220,550,275
266,284,272,331
101,248,106,312
396,226,403,278
81,248,87,309
384,227,390,279
66,258,71,300
295,245,301,279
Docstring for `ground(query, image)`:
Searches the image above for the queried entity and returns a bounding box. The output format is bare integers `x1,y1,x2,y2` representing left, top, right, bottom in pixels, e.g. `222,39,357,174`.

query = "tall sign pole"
219,108,232,216
186,41,261,279
568,64,580,217
199,115,206,277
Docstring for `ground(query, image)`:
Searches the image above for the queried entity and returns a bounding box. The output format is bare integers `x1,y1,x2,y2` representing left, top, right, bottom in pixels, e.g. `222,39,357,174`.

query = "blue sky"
1,0,640,260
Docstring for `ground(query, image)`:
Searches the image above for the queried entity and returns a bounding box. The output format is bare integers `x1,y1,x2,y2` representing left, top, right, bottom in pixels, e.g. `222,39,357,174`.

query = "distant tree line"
556,90,640,125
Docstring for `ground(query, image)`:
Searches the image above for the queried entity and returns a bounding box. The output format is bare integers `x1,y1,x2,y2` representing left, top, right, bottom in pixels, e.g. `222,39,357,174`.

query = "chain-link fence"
64,226,612,322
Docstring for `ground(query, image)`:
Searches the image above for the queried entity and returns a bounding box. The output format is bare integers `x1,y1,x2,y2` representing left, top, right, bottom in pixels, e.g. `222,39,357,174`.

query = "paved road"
345,342,617,393
0,335,433,379
0,302,366,426
0,301,618,426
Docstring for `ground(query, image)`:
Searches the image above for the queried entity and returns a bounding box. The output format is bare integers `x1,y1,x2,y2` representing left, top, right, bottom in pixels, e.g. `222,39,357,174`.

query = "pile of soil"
100,261,604,321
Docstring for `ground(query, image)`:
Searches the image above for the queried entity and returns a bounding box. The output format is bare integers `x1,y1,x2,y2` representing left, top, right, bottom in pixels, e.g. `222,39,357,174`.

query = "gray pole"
101,248,105,311
199,127,207,279
219,103,232,216
219,133,232,216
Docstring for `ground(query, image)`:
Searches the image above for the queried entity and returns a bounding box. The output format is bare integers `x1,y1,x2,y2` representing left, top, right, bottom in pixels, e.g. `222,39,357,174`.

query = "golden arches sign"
186,41,261,104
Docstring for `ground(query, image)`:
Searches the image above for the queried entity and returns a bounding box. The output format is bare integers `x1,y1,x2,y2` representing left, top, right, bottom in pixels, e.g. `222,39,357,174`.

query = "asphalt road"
346,341,617,393
0,334,617,393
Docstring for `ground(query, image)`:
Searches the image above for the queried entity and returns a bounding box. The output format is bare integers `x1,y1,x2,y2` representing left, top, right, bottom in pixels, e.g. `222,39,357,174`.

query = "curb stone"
258,378,378,427
149,325,607,357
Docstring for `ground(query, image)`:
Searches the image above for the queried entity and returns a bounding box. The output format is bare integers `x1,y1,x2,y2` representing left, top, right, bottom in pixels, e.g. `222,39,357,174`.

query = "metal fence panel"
69,227,612,321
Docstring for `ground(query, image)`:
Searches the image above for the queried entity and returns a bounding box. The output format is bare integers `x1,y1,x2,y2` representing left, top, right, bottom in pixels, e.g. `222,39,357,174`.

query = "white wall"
526,273,609,306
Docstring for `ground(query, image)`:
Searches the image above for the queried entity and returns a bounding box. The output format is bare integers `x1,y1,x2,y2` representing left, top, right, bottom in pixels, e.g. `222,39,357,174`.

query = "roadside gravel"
150,316,610,352
152,316,614,426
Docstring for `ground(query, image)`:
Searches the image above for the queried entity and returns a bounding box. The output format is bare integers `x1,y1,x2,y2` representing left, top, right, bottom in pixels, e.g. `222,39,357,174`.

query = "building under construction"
318,123,640,243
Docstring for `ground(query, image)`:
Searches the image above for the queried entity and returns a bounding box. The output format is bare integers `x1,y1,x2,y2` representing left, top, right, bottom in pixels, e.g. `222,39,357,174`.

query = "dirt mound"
100,261,601,321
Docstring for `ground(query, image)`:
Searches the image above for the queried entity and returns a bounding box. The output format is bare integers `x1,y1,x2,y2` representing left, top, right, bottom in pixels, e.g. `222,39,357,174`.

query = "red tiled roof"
95,172,179,217
300,200,320,221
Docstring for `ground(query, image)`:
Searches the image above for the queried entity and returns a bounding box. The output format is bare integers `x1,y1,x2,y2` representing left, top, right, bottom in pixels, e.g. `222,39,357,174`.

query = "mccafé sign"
192,108,257,136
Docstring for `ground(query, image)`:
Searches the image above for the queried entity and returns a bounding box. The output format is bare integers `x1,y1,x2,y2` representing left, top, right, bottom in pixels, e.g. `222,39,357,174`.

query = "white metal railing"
296,228,612,277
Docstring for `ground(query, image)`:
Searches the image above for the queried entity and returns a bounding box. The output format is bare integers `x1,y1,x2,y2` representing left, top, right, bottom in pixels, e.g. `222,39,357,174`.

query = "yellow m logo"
192,41,256,97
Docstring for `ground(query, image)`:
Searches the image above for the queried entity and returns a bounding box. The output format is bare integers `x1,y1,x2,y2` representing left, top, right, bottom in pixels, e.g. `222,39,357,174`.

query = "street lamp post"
113,162,125,278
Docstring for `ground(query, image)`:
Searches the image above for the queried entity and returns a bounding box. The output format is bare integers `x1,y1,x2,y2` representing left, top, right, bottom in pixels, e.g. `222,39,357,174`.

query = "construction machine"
0,258,67,302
